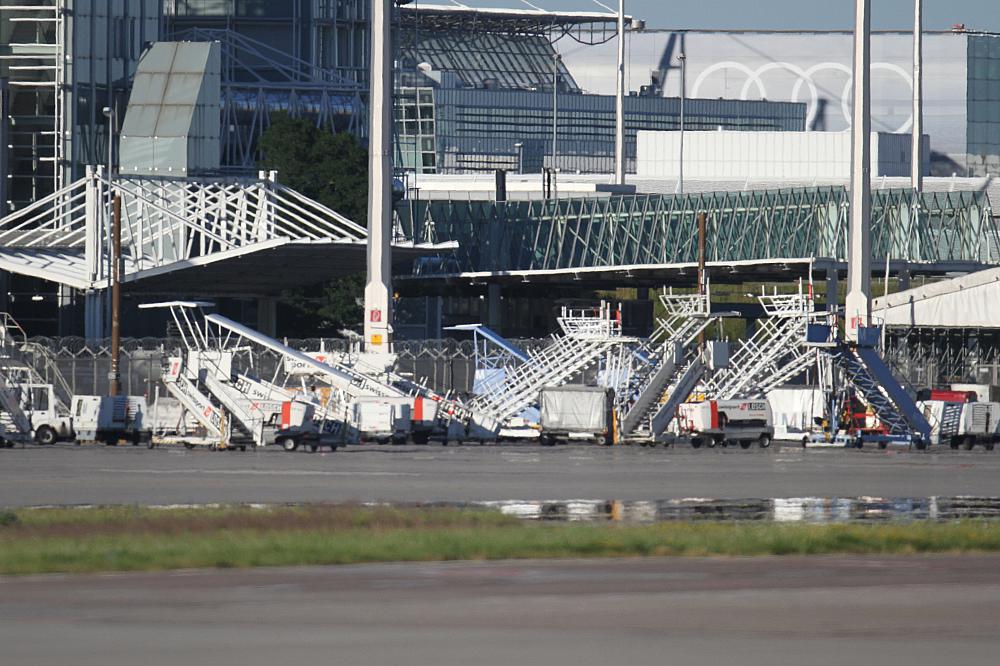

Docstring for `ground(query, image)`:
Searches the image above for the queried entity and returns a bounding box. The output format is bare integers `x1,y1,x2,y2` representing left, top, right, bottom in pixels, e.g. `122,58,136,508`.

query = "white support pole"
911,0,923,192
364,0,393,355
845,0,872,343
614,0,626,184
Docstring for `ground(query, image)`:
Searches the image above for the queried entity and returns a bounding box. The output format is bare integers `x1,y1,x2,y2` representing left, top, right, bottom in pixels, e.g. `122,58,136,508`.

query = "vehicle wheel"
540,435,556,447
183,442,196,450
412,432,431,445
877,441,888,450
740,440,752,450
949,439,959,450
309,443,319,453
963,438,976,451
690,437,703,449
915,440,928,451
34,426,57,446
281,438,298,452
239,445,247,452
801,436,809,448
986,442,996,452
855,438,864,449
758,434,772,449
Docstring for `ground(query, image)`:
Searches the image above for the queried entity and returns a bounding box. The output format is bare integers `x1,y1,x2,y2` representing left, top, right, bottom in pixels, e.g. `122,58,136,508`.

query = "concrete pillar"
845,0,872,342
84,290,105,340
825,268,840,312
57,285,74,336
363,0,394,355
257,297,277,337
898,267,911,292
0,77,8,218
486,283,502,331
429,295,443,339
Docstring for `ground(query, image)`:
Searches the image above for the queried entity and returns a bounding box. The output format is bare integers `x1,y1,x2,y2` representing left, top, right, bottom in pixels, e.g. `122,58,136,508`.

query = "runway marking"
97,469,420,477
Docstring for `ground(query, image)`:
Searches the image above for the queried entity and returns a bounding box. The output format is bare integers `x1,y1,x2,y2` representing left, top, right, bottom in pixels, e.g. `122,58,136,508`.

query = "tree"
258,115,368,335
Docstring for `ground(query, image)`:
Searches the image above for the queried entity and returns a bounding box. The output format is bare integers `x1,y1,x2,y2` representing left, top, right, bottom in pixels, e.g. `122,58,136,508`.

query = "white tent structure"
873,266,1000,329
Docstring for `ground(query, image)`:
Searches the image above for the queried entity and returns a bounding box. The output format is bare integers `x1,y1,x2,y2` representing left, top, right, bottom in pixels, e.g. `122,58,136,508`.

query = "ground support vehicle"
538,385,614,446
70,395,151,445
675,399,774,449
351,397,411,444
918,394,1000,450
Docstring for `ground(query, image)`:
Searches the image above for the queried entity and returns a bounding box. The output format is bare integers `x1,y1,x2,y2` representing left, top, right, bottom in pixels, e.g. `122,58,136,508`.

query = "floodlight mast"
614,0,626,184
364,0,394,356
912,0,923,192
844,0,872,343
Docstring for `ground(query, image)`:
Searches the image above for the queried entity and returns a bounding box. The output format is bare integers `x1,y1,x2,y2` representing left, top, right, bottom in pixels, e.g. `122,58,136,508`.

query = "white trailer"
70,395,151,445
538,385,614,445
676,399,774,449
918,399,1000,450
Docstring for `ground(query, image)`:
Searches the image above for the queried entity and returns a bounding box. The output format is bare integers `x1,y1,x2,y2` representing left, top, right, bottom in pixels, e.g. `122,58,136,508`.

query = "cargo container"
538,386,614,446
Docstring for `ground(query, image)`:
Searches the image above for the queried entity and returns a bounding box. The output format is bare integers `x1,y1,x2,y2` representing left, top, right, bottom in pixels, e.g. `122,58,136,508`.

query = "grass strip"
2,506,1000,575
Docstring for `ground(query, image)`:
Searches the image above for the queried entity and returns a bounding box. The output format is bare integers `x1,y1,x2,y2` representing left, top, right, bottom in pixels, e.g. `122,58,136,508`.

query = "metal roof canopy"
116,241,453,297
396,258,996,294
399,4,626,34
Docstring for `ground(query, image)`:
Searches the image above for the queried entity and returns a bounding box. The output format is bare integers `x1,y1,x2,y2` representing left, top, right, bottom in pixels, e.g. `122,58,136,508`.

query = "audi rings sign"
566,31,969,158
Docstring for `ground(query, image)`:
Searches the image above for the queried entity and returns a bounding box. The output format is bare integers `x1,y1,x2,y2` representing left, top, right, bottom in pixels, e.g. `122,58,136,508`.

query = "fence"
25,336,552,401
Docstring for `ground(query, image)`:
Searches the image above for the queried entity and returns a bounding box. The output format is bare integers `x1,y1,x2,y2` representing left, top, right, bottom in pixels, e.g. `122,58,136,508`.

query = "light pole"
514,142,523,174
912,0,923,192
678,50,686,195
101,105,115,340
614,0,626,184
551,53,561,173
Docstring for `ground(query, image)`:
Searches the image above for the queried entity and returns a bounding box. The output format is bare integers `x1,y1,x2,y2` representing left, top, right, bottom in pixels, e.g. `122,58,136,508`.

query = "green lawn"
2,505,1000,575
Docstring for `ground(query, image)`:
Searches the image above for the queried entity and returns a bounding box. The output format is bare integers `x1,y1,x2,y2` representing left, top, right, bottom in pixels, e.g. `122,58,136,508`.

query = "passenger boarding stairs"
469,303,627,432
832,328,932,445
0,371,33,440
160,356,227,444
616,291,715,439
706,290,821,400
200,368,268,447
0,313,73,440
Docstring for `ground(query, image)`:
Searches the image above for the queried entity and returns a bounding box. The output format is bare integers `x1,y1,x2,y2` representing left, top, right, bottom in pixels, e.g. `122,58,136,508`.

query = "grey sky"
452,0,1000,32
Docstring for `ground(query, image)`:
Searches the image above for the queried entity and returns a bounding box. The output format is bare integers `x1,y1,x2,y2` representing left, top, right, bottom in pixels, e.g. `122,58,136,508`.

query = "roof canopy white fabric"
873,266,1000,328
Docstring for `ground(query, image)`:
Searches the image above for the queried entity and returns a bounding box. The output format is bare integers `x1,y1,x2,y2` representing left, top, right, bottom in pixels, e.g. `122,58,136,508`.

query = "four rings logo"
690,61,914,132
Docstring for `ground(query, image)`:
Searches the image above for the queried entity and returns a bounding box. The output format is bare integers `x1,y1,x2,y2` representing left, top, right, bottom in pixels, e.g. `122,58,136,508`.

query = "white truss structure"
705,285,828,400
469,302,629,429
0,167,369,291
611,289,718,438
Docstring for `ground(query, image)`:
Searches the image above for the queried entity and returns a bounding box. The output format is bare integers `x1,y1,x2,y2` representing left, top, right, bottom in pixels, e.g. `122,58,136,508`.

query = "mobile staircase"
705,286,823,400
0,313,74,445
615,290,718,442
830,325,932,448
468,302,630,434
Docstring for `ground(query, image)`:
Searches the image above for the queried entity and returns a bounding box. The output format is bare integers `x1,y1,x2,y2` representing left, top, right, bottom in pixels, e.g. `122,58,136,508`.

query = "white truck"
9,386,150,446
918,396,1000,450
676,399,774,449
538,385,615,446
351,397,412,444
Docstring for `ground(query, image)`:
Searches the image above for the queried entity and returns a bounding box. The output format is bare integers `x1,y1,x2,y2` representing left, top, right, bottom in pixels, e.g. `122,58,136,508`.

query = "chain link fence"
25,336,551,400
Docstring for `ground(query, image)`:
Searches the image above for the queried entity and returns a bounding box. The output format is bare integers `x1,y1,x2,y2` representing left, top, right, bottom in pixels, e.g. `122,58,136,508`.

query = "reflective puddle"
472,496,1000,523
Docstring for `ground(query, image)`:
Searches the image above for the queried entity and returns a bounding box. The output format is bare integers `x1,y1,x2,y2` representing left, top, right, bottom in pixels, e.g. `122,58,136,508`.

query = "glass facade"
967,35,1000,175
396,87,807,175
397,188,995,274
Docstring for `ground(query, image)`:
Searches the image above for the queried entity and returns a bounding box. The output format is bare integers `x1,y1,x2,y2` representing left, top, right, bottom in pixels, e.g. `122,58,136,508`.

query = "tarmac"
3,441,1000,506
2,554,999,666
